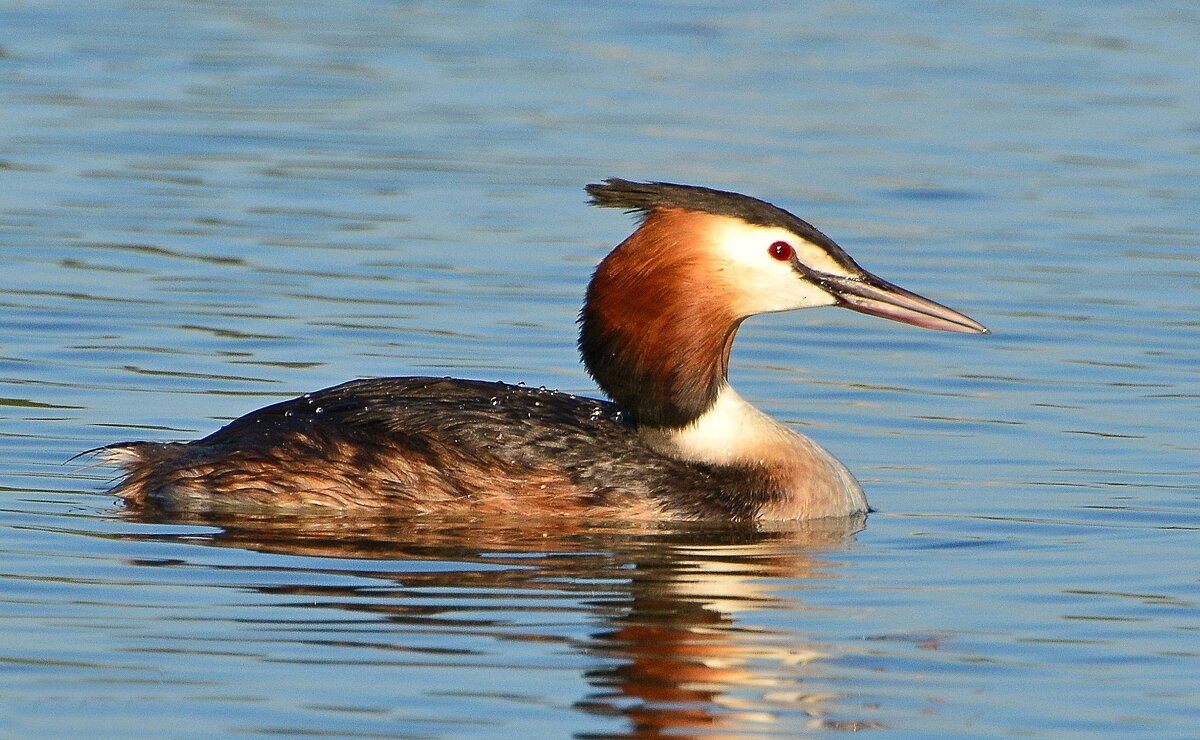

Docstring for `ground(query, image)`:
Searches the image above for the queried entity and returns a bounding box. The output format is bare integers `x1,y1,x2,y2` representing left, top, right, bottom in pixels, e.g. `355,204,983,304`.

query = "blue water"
2,1,1197,736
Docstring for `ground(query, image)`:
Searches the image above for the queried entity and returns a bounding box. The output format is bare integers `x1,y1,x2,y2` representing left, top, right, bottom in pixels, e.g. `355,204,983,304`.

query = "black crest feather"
586,178,853,264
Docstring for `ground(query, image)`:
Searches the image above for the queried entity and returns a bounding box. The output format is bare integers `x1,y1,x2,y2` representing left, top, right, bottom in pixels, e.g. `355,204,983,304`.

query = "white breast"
640,384,868,520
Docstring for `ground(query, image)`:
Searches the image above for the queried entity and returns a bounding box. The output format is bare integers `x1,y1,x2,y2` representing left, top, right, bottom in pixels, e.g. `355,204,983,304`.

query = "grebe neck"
638,383,793,464
578,209,742,428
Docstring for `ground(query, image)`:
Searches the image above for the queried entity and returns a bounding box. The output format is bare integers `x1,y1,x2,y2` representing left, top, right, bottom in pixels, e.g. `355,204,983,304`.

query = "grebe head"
579,178,988,428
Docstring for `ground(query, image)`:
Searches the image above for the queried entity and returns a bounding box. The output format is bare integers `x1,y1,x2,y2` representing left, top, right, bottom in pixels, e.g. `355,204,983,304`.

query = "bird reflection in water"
118,507,883,733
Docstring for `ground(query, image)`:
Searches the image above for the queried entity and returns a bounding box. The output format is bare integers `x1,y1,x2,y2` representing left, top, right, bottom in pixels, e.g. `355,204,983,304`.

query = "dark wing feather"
113,377,777,520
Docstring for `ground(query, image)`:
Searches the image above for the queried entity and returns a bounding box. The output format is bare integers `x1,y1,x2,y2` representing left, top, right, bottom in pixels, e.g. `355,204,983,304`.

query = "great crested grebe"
103,179,987,521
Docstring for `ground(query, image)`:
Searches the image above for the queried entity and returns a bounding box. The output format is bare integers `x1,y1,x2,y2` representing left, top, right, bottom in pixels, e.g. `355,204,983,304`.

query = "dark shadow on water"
116,507,880,734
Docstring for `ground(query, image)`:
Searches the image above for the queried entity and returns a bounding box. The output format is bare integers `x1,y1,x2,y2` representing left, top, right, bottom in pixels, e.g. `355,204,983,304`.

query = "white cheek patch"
704,220,852,315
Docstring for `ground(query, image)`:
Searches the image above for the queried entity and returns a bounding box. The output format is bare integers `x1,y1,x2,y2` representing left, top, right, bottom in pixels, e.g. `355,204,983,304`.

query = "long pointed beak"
815,271,989,334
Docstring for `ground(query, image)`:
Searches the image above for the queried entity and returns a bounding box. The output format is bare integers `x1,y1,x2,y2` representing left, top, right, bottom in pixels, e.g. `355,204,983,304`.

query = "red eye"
769,241,794,261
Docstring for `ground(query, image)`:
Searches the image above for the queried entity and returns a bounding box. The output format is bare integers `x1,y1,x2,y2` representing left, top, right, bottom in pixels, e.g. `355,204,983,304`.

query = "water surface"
2,1,1197,736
